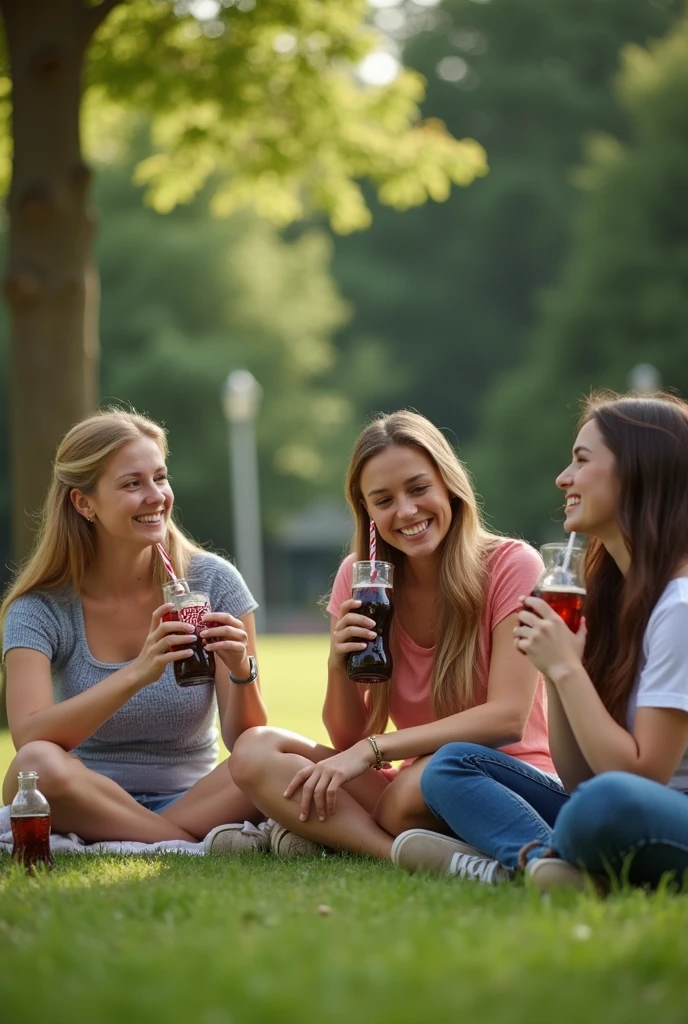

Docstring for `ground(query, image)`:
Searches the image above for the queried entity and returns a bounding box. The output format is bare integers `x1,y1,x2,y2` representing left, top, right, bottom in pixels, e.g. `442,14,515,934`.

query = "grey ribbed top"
2,552,257,794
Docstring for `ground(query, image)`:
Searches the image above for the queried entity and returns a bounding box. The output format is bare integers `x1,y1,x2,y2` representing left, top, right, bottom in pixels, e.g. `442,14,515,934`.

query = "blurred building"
265,501,353,633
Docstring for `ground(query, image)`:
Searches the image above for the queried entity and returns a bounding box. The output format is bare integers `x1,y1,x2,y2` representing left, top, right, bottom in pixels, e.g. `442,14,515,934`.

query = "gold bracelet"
367,735,384,770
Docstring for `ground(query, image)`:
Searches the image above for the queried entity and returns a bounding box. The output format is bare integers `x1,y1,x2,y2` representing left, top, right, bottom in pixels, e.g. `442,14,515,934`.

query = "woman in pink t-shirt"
222,411,556,861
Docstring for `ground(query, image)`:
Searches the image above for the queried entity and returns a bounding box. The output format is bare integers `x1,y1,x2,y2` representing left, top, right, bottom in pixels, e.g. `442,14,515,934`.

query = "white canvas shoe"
269,823,324,858
203,821,269,855
392,828,509,884
525,856,609,896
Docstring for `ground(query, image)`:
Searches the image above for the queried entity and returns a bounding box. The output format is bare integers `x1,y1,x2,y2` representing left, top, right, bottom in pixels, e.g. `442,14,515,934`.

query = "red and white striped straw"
369,518,376,562
156,542,178,581
368,520,378,561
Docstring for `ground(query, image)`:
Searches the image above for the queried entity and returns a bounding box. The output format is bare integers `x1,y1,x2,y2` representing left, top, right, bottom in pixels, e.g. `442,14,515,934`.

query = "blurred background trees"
468,6,688,539
98,142,355,543
332,0,679,442
1,0,687,618
0,0,484,560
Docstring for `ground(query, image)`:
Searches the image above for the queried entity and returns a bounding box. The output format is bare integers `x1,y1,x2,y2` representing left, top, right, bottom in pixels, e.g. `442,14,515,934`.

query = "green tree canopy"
0,140,366,583
85,0,486,232
0,0,486,560
97,150,357,549
469,10,688,542
329,0,679,440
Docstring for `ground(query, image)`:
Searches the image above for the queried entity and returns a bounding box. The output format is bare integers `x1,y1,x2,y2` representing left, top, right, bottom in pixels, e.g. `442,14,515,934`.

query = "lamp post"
628,363,661,394
222,370,266,633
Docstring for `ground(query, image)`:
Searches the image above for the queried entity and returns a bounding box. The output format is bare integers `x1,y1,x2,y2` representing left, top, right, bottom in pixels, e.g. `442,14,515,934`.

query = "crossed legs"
229,726,441,860
3,741,260,843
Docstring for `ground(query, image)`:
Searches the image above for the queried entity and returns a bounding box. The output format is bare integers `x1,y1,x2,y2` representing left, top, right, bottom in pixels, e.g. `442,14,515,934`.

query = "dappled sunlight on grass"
0,854,168,895
0,728,15,781
0,855,687,1024
2,636,688,1023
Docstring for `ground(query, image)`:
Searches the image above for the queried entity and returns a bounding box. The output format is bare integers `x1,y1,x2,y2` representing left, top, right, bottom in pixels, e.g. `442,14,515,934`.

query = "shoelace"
448,850,501,884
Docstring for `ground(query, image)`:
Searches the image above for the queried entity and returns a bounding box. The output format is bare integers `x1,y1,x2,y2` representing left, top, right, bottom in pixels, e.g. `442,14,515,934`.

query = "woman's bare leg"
372,756,451,836
3,742,197,843
230,727,394,860
161,757,262,838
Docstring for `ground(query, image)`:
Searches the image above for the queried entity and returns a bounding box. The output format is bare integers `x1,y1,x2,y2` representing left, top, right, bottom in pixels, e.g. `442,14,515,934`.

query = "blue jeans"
130,791,186,814
421,743,567,871
421,743,688,888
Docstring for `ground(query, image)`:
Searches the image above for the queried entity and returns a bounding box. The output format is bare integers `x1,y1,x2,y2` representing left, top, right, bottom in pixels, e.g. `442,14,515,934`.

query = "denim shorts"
130,790,186,814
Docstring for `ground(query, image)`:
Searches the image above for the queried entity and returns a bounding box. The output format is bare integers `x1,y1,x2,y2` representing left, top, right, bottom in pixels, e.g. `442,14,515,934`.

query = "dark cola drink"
11,815,53,871
533,585,585,634
10,771,54,872
533,542,586,634
347,561,394,684
347,585,394,683
162,579,216,687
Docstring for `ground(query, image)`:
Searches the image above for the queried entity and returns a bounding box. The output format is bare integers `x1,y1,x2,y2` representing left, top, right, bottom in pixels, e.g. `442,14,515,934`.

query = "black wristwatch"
229,655,258,685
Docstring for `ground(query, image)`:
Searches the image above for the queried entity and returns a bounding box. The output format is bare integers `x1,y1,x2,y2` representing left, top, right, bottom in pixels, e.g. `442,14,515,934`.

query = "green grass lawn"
2,635,688,1023
0,728,13,781
2,857,688,1024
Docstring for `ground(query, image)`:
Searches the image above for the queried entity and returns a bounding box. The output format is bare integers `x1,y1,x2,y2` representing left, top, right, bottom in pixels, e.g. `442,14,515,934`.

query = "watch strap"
229,655,258,685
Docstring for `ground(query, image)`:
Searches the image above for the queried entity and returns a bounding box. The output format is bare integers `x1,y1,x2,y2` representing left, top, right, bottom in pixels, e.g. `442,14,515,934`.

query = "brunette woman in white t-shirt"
406,392,688,892
209,411,556,864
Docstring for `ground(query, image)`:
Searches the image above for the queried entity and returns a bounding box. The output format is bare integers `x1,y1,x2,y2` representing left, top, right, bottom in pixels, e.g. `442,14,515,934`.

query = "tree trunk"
1,0,101,563
0,1,119,728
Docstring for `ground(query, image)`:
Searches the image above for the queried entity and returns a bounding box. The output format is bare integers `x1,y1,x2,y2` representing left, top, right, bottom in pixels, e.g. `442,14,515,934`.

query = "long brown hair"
345,411,502,734
1,408,205,625
581,392,688,723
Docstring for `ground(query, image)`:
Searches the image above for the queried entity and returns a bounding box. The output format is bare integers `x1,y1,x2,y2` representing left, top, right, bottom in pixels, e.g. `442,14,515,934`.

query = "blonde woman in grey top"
1,409,268,845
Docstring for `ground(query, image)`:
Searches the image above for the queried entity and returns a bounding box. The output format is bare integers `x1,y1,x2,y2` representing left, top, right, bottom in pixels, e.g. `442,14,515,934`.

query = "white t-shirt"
627,577,688,792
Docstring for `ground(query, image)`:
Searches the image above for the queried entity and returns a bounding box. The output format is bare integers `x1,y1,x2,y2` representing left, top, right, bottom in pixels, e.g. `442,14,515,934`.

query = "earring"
87,517,94,523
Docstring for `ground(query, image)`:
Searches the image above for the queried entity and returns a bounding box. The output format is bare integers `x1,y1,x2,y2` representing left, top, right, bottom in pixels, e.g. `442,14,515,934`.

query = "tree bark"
1,0,104,562
0,0,120,727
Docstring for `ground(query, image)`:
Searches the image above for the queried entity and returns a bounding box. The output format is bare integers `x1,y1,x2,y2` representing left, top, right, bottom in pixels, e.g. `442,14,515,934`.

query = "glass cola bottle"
347,560,395,684
10,771,54,871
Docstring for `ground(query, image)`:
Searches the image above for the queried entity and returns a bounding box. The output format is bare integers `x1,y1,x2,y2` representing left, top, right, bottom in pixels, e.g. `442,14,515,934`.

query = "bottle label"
178,602,211,631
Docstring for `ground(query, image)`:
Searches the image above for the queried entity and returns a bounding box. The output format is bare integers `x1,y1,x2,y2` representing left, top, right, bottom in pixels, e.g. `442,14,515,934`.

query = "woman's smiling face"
361,444,453,560
556,418,620,539
73,436,174,547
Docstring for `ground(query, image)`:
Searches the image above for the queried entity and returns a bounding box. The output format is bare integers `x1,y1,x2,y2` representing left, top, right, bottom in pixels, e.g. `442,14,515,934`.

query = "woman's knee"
373,785,418,836
3,741,74,803
373,763,436,836
554,772,651,859
373,794,436,837
230,727,282,788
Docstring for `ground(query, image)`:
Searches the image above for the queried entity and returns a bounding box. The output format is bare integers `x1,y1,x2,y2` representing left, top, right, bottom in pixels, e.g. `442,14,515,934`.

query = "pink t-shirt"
327,538,555,774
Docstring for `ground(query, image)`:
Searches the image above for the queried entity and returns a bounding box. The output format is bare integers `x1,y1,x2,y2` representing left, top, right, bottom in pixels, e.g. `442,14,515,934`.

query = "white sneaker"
525,856,609,896
269,823,324,858
392,828,509,884
203,821,269,855
447,849,509,885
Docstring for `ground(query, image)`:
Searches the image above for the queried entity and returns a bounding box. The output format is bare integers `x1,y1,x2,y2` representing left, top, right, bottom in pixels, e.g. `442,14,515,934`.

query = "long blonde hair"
1,408,204,624
345,411,501,735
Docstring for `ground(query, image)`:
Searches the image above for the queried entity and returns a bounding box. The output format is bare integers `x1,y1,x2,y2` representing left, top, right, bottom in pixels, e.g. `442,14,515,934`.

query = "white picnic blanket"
0,804,260,856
